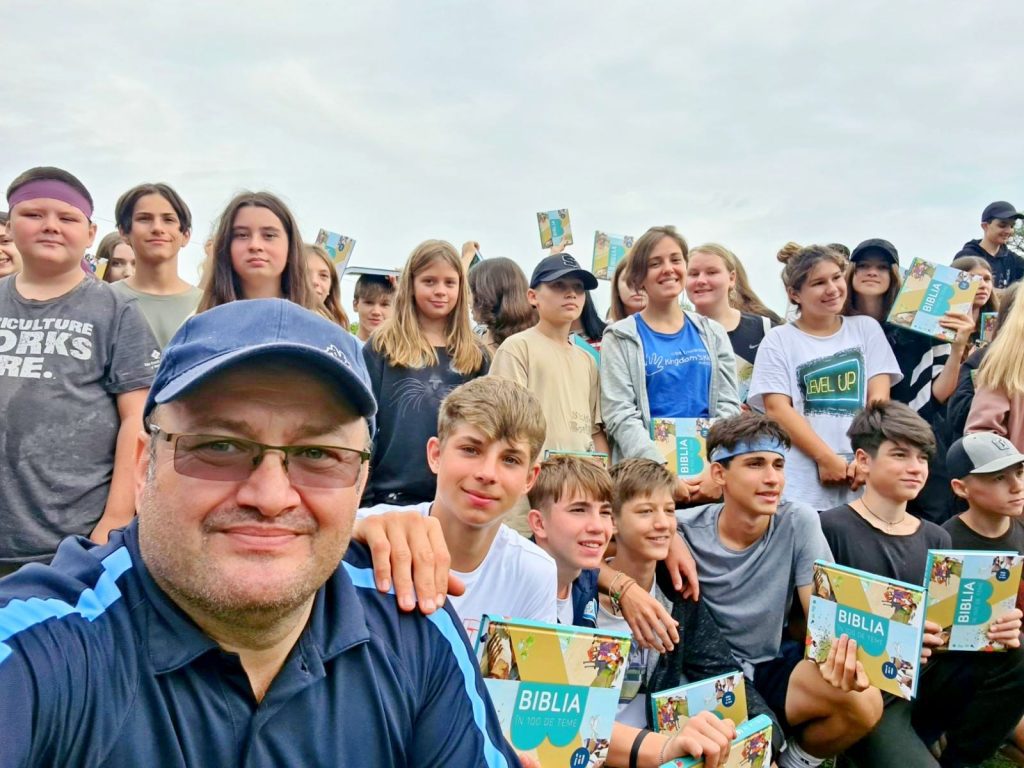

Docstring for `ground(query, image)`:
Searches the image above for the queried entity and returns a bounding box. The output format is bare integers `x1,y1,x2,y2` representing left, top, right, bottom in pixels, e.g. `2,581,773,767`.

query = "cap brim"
536,268,599,291
851,248,897,265
151,342,377,419
971,453,1024,475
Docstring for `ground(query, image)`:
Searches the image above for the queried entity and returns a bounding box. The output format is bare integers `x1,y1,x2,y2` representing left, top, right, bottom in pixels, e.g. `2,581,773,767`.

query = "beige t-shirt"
490,326,603,454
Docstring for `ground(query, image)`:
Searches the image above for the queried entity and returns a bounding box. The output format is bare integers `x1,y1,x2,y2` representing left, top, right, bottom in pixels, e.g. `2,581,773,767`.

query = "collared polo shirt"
0,521,519,767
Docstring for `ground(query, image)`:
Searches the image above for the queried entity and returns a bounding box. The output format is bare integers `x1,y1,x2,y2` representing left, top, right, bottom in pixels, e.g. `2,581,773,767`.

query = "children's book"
924,549,1023,652
981,312,998,342
592,231,634,279
805,560,926,700
543,450,610,469
651,671,747,734
476,616,631,768
650,418,715,478
344,265,399,278
886,258,981,342
537,209,573,249
314,228,357,273
657,713,773,768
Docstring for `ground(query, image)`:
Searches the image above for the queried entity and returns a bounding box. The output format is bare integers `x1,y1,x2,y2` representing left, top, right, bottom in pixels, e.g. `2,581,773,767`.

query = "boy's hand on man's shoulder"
351,512,464,614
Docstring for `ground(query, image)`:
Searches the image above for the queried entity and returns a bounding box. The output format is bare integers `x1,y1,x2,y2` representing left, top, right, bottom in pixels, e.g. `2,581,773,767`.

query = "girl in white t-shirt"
748,243,901,512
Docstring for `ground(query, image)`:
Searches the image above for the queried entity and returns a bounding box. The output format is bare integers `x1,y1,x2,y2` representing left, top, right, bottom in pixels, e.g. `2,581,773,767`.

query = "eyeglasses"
149,425,370,489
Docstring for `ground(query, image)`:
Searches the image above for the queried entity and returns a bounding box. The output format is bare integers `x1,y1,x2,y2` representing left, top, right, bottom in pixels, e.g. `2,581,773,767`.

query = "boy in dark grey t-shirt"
1,167,159,569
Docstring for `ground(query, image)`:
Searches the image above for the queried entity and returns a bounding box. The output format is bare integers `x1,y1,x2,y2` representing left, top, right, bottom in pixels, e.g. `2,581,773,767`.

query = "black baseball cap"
982,201,1023,223
530,253,598,290
850,238,899,266
946,433,1024,480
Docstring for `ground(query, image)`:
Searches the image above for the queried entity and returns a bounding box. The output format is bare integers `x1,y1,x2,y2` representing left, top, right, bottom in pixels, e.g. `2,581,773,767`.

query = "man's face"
982,218,1017,246
613,489,676,562
714,451,786,517
124,193,190,264
856,441,928,503
956,462,1024,518
136,360,369,622
531,492,612,572
427,424,538,528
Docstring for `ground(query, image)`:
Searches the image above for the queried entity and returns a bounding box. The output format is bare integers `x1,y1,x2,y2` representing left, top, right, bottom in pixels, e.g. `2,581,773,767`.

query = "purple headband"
8,179,93,220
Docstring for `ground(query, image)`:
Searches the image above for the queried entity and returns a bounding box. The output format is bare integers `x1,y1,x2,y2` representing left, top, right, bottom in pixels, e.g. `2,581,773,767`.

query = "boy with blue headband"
678,412,882,768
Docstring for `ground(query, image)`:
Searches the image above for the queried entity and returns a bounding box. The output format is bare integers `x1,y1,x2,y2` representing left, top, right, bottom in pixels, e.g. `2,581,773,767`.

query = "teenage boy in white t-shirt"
358,376,557,644
112,183,202,348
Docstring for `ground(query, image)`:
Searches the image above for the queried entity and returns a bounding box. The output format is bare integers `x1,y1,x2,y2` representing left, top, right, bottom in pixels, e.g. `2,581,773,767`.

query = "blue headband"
709,438,787,463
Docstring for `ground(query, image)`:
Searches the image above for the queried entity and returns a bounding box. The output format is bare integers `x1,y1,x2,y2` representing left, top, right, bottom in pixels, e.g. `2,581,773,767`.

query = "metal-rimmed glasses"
149,425,370,489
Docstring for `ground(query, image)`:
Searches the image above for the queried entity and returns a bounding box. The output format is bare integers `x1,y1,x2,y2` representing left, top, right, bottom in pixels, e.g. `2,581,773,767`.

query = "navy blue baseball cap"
530,253,598,290
144,299,376,424
982,201,1023,222
850,238,899,266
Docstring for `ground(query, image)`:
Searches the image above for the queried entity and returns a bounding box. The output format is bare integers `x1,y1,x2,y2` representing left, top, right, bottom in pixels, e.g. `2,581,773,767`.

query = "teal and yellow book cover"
658,713,773,768
537,209,573,249
314,228,357,273
651,671,747,734
886,258,981,341
650,418,714,478
805,561,925,700
981,312,998,342
925,549,1022,652
592,231,634,279
543,450,610,469
476,616,631,767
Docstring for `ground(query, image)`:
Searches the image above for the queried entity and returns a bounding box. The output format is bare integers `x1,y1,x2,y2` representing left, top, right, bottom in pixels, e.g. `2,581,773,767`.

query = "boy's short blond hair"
610,459,676,515
528,455,613,513
437,377,546,462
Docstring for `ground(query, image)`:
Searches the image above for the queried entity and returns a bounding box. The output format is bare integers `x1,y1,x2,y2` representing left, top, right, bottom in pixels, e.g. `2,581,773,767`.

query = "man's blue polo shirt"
0,521,520,768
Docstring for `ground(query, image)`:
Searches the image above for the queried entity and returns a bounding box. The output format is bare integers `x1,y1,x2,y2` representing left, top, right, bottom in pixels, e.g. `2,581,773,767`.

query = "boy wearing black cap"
954,201,1024,289
490,252,609,533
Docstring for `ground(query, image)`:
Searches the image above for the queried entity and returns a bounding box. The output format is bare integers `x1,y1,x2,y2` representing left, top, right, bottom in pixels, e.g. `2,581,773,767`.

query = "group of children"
2,164,1024,766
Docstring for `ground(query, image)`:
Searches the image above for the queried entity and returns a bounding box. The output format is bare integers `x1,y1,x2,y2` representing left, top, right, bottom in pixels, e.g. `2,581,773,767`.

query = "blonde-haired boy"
359,377,556,644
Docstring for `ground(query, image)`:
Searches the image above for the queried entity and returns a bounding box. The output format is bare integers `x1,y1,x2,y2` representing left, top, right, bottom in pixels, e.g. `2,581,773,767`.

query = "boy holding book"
357,376,557,644
1,167,160,572
679,412,881,768
112,182,202,348
490,253,609,534
820,403,1024,767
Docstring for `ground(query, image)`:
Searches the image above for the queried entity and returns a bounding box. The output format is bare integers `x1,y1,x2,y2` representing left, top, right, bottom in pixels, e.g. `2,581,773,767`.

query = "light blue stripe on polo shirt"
0,547,133,665
342,562,509,768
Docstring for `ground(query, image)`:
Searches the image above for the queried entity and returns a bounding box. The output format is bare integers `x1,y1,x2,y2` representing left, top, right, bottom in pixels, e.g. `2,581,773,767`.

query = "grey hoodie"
600,312,740,463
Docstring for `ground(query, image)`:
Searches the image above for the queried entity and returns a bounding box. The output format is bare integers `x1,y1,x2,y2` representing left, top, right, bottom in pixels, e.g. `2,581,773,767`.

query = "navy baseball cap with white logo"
144,299,376,424
530,253,599,290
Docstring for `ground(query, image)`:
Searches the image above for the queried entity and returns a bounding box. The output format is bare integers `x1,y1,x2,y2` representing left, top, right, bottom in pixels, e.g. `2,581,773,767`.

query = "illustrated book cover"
981,312,998,342
314,228,357,273
537,209,573,249
886,258,981,342
805,560,926,700
476,616,632,768
592,231,634,279
657,713,773,768
650,418,715,478
651,671,747,734
925,549,1022,652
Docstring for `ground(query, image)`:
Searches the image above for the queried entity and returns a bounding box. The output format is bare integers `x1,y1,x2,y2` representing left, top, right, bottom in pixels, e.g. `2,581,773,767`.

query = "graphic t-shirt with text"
636,314,711,418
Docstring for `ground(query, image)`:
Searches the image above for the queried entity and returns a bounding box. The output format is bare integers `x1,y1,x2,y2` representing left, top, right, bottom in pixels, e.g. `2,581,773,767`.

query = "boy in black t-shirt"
820,402,1024,768
945,432,1024,763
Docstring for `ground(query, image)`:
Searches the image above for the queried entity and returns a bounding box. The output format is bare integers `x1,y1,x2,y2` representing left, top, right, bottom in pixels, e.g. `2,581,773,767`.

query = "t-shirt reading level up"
635,314,711,418
0,275,160,565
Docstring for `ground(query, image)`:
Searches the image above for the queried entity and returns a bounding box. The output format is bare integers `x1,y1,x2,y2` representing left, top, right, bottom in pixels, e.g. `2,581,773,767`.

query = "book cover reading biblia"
805,561,926,700
537,209,573,249
658,714,773,768
651,671,747,735
592,231,634,279
925,549,1023,652
886,258,981,342
650,418,714,478
476,616,631,768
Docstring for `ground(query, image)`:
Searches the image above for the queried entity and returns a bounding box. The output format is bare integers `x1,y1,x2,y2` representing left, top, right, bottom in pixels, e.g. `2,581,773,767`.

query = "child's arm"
598,562,680,651
761,394,847,484
91,389,147,544
966,385,1012,437
930,312,976,403
865,372,891,404
592,428,610,457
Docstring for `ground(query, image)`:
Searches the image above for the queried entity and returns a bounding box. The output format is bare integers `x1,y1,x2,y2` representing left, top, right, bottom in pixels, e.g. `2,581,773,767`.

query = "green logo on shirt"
797,347,865,416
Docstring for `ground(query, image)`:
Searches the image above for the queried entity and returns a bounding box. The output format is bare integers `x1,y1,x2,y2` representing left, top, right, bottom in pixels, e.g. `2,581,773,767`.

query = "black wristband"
629,728,650,768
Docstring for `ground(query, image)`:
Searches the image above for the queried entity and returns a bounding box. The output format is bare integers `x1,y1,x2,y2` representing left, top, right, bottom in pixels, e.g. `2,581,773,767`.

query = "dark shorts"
749,638,805,733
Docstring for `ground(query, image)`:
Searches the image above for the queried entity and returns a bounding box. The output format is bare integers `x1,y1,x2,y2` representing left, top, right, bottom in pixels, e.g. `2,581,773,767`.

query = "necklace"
859,498,907,532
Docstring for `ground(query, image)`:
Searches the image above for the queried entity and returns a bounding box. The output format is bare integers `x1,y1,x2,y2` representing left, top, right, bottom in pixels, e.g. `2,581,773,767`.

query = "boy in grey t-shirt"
1,167,160,569
678,412,882,768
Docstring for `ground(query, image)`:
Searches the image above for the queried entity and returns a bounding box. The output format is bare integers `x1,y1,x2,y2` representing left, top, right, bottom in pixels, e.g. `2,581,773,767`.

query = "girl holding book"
197,191,317,313
684,242,782,404
950,255,999,358
361,239,488,507
305,243,351,328
601,226,740,501
748,243,901,512
966,288,1024,450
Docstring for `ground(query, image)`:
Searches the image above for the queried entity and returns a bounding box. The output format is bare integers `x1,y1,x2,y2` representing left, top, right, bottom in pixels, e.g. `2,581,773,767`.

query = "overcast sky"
3,2,1021,313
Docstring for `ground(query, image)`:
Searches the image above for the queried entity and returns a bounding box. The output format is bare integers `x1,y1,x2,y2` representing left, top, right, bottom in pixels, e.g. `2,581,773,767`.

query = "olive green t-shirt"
110,282,202,348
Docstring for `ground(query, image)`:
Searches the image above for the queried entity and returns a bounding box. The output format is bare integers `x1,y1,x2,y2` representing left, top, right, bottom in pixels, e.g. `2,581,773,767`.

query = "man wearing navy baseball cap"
954,200,1024,289
0,299,520,767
